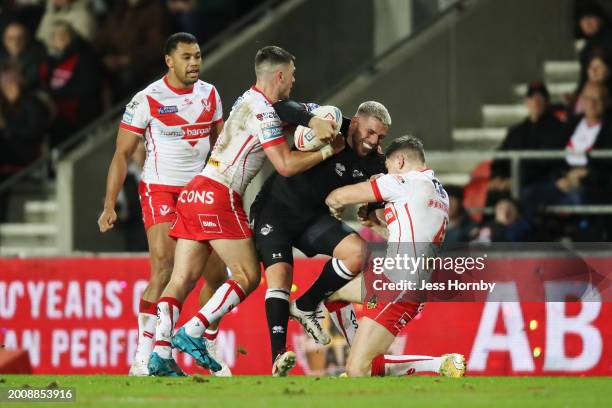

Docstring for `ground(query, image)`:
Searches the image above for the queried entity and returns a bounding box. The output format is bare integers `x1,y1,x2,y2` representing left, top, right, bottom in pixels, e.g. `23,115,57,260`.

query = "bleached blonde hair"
356,101,392,127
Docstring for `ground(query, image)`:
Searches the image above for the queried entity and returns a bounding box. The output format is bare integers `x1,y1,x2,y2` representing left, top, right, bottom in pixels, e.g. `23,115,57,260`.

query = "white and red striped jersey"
370,169,449,245
201,86,285,196
119,76,223,186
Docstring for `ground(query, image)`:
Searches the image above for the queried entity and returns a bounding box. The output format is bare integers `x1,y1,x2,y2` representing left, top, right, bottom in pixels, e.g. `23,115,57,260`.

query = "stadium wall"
328,0,576,149
2,257,610,376
202,0,375,108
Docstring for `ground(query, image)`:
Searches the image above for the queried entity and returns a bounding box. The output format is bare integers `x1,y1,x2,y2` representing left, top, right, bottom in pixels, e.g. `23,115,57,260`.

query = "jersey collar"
251,85,275,104
164,75,194,95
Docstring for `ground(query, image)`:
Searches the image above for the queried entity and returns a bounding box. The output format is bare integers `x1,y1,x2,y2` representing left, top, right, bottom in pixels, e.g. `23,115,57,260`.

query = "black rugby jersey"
255,100,386,216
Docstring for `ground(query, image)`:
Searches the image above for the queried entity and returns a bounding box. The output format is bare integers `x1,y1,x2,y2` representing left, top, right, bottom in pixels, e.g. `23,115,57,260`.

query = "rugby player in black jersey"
250,100,391,376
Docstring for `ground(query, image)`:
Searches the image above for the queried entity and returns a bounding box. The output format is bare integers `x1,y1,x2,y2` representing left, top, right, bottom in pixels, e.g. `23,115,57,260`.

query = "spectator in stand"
444,185,479,244
487,82,565,205
0,21,46,89
95,0,167,100
36,0,96,47
0,65,51,176
166,0,201,38
1,1,46,36
568,50,612,114
575,1,612,84
39,20,103,147
166,0,248,43
476,198,531,243
520,82,612,240
564,81,612,202
520,166,587,241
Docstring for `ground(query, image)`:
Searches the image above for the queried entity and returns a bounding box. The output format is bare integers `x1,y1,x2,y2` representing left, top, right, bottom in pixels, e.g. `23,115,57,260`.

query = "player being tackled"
297,135,466,378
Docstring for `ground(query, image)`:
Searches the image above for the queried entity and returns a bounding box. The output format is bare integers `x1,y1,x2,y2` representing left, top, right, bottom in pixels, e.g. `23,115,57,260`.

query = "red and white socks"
183,280,246,338
153,297,181,359
133,299,157,363
370,354,443,376
325,301,358,346
204,328,219,342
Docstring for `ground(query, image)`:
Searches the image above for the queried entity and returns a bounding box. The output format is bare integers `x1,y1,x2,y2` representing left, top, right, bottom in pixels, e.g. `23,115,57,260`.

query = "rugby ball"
294,105,343,151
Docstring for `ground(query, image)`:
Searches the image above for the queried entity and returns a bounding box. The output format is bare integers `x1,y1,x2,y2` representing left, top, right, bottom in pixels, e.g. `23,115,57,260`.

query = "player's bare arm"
325,181,378,214
210,120,224,147
264,134,345,177
97,128,141,232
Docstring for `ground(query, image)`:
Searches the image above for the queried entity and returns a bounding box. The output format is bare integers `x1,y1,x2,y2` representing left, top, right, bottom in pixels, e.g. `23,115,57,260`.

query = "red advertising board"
0,257,610,375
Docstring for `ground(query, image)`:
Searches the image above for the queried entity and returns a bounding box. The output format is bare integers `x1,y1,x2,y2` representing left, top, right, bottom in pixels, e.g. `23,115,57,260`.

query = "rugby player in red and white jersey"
97,33,228,376
321,135,466,377
148,45,344,375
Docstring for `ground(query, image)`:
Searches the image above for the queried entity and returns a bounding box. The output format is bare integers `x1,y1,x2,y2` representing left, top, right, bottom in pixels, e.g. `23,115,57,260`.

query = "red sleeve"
371,179,383,202
119,122,145,135
261,137,286,149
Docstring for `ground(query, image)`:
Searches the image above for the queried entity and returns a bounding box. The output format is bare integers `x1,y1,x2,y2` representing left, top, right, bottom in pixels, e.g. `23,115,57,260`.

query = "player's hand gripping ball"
294,105,343,151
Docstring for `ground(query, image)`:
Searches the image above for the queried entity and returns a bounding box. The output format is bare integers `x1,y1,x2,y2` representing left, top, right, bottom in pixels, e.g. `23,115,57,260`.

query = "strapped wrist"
320,145,333,160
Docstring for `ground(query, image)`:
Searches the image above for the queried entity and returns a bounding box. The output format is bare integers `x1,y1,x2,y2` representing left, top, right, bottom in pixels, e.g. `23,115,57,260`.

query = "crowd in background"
0,0,262,182
443,0,612,243
1,0,612,244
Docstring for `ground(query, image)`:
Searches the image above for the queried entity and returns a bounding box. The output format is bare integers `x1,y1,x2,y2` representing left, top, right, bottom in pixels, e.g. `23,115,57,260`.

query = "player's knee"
339,240,368,274
150,244,174,273
149,271,171,293
345,359,369,377
231,265,261,294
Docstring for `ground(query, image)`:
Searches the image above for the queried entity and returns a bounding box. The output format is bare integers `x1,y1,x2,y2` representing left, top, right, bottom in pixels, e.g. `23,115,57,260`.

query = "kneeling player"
323,135,465,377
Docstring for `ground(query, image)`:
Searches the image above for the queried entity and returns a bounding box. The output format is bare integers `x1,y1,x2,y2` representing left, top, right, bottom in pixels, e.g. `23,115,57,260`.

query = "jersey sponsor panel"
119,76,223,186
202,86,286,196
372,169,449,244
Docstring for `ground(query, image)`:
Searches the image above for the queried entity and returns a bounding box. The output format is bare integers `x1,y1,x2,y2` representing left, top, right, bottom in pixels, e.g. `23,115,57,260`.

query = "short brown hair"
385,135,426,163
254,46,295,77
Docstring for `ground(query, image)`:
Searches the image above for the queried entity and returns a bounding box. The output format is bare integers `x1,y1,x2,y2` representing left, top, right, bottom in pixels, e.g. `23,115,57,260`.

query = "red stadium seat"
463,160,491,223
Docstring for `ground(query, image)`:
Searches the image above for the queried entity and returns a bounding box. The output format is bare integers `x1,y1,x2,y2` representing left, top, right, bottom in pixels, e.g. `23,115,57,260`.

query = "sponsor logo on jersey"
181,124,211,140
427,199,449,214
261,122,282,140
122,100,139,123
260,224,273,236
198,214,222,233
384,207,396,224
366,295,377,310
272,325,285,334
272,253,283,260
335,163,346,177
157,105,179,115
122,111,134,124
159,204,171,216
352,169,364,178
126,100,139,111
160,129,184,137
394,312,411,332
256,111,279,121
179,190,215,204
183,98,193,106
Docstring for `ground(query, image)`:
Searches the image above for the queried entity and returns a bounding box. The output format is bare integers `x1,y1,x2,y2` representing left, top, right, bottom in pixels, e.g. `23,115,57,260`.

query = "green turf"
0,375,608,408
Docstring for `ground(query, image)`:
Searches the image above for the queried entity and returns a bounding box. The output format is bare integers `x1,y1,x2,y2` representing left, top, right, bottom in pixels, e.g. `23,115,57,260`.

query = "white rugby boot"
128,357,150,376
289,301,331,345
204,337,232,377
438,353,466,378
272,350,296,377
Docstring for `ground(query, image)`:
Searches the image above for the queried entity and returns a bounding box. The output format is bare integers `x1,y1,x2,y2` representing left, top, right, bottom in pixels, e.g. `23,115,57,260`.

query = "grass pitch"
0,375,608,408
